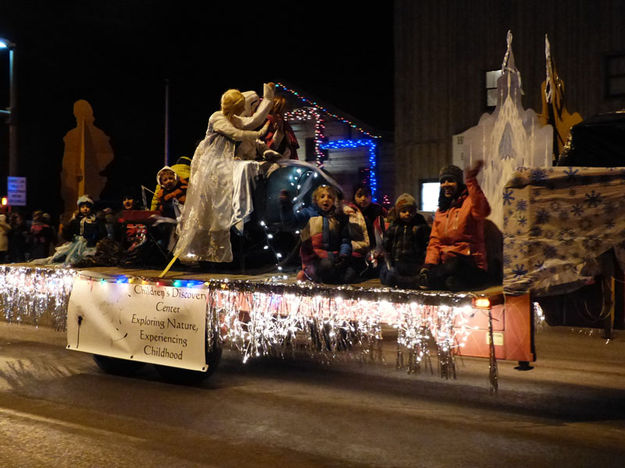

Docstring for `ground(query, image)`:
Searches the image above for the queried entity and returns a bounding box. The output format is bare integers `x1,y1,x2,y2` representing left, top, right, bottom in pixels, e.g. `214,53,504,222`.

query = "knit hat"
439,165,464,185
77,194,94,207
157,166,178,185
352,182,372,199
394,193,417,211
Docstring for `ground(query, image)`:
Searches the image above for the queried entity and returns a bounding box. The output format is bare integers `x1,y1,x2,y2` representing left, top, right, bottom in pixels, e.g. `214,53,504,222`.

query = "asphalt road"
1,322,625,467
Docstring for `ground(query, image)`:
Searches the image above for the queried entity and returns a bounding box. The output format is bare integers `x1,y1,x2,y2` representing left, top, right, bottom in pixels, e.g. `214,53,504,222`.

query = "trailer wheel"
154,344,222,385
93,355,146,376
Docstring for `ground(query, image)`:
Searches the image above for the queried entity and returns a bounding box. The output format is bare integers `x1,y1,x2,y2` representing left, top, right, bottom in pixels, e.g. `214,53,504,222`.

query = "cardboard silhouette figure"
61,100,114,221
455,31,552,231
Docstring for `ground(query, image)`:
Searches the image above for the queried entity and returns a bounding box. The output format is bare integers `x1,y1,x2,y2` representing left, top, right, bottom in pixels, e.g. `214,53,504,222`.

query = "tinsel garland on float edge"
0,265,75,330
0,266,477,380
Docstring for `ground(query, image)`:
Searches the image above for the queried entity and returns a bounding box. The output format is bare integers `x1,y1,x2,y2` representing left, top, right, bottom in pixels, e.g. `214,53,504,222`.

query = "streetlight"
0,38,17,177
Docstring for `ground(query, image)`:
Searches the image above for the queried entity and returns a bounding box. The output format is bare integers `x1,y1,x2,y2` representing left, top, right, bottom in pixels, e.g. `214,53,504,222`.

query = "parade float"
3,32,623,394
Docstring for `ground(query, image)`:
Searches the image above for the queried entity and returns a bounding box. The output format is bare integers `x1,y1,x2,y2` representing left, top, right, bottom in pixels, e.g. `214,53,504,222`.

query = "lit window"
485,70,502,107
420,181,440,212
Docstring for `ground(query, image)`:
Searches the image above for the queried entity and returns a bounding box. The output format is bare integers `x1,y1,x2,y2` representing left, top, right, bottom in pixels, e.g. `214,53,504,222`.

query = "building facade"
395,0,625,203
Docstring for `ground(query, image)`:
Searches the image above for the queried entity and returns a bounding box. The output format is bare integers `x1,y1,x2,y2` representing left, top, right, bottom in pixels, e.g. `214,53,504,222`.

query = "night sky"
0,1,393,218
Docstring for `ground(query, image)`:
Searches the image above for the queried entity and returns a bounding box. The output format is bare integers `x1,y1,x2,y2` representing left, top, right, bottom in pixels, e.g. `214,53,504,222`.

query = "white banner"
67,276,208,371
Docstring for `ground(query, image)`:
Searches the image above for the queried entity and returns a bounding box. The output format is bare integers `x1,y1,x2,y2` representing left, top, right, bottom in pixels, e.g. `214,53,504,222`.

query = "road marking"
0,406,144,442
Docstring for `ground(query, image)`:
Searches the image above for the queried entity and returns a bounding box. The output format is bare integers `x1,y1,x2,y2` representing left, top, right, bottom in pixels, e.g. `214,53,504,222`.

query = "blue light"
173,280,182,287
320,139,379,201
116,276,128,284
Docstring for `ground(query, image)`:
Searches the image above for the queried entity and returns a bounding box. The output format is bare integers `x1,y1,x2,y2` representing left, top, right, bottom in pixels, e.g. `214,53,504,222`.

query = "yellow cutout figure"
61,100,114,222
538,35,583,161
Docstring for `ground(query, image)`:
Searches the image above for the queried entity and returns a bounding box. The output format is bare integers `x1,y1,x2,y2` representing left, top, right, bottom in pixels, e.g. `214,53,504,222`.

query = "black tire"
93,354,146,376
154,345,222,385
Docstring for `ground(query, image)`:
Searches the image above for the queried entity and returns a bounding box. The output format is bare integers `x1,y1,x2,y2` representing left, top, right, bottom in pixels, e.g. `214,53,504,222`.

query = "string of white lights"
0,266,479,378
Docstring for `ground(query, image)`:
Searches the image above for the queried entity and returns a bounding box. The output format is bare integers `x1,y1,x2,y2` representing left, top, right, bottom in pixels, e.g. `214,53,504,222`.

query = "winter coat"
425,174,491,270
154,178,188,219
62,214,106,247
280,203,351,269
343,202,387,259
384,217,430,272
150,160,191,210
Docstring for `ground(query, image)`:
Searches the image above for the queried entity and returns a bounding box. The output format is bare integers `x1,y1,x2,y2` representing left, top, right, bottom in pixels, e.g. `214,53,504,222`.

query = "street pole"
0,39,17,177
7,44,16,177
164,78,169,167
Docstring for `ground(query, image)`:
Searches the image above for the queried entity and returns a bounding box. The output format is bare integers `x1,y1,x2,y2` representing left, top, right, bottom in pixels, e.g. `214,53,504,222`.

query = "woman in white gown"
174,84,274,263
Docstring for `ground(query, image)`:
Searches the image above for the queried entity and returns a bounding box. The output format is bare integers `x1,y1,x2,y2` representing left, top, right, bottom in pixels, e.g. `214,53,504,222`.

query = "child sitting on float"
117,191,147,252
343,183,388,280
153,166,188,220
150,156,191,211
280,184,353,284
380,193,430,289
40,195,106,266
152,166,188,254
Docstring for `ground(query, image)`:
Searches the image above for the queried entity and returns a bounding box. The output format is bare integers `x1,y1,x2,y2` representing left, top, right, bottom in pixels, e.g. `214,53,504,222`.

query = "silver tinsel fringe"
0,265,75,330
0,267,484,384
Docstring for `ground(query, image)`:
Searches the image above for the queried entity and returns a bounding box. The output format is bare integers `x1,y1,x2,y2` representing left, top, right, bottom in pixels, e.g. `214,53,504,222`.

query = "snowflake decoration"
543,245,558,259
564,167,579,181
582,235,602,250
529,226,543,238
535,208,550,224
606,219,616,230
516,199,527,212
517,216,527,226
584,190,603,208
571,203,584,217
530,169,548,184
558,227,575,246
502,188,515,206
511,264,528,277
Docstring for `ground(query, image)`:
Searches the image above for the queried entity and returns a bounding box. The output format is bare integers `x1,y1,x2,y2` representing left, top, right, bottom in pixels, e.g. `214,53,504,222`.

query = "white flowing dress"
174,108,270,263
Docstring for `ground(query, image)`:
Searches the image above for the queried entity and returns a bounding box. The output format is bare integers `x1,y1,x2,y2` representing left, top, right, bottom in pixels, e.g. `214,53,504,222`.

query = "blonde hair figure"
169,83,275,274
